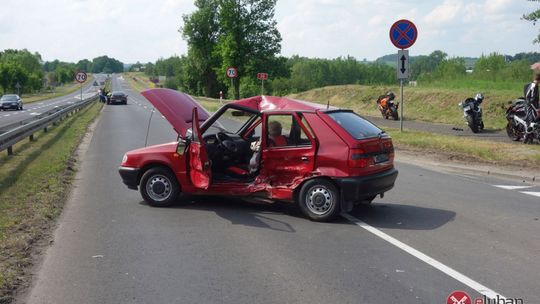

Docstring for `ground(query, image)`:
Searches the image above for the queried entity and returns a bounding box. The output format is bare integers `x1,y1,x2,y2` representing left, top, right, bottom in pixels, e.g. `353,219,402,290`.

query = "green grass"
289,84,517,129
124,72,157,92
386,128,540,167
0,101,103,303
21,77,92,105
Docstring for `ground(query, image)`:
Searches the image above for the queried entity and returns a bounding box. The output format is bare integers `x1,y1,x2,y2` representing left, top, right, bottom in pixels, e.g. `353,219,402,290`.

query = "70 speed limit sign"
75,71,88,83
226,67,238,78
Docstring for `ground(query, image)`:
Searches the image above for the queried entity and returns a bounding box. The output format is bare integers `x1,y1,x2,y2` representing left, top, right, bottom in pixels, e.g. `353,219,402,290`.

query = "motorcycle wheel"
391,107,399,120
506,123,521,141
466,115,479,133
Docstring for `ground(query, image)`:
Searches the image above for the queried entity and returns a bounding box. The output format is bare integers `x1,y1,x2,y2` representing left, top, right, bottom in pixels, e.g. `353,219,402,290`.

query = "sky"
0,0,538,63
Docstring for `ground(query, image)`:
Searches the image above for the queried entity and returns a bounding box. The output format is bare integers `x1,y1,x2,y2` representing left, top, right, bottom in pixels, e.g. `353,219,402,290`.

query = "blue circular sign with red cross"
389,19,418,49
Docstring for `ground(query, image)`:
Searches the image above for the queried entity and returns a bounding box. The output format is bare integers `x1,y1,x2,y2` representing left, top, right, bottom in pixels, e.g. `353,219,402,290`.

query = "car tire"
298,179,340,222
140,167,180,207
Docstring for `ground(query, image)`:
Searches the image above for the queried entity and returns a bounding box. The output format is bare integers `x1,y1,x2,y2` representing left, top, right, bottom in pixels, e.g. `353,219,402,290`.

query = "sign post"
257,73,268,95
15,82,21,96
226,67,238,98
75,71,88,101
389,19,418,132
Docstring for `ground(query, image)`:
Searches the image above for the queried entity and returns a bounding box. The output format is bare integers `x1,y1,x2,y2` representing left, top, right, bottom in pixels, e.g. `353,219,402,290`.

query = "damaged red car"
118,89,398,221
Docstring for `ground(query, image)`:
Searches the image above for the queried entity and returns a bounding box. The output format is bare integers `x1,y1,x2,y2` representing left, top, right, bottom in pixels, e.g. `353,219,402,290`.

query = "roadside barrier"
0,95,98,155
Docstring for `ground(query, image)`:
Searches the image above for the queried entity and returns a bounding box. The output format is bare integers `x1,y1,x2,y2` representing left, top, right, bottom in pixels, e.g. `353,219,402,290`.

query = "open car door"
188,108,211,189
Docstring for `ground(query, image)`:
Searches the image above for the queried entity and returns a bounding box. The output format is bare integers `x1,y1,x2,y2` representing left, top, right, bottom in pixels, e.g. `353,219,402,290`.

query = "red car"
119,89,398,221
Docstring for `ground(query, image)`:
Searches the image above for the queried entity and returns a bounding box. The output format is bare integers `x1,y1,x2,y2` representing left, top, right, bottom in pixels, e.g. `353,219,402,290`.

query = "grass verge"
289,84,517,129
386,128,540,168
0,101,103,303
123,72,157,92
21,79,90,105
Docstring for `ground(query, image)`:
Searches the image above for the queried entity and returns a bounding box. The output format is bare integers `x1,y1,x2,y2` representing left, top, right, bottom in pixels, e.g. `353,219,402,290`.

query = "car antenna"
144,108,155,147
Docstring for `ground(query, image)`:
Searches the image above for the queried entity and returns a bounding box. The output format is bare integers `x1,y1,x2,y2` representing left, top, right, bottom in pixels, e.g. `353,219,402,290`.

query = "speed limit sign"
75,71,87,83
226,67,238,78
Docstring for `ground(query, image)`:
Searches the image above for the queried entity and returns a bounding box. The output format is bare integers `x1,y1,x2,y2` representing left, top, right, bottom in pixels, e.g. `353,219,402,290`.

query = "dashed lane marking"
521,191,540,198
30,112,40,115
493,185,533,190
342,213,505,301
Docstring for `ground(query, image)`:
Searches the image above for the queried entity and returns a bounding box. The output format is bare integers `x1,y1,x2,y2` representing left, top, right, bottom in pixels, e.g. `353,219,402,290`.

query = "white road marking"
342,213,505,300
30,112,40,115
3,114,10,117
521,191,540,197
493,185,533,190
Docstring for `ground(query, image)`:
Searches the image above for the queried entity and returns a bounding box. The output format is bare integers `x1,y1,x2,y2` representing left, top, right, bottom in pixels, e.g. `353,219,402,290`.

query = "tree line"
133,0,539,98
0,50,124,95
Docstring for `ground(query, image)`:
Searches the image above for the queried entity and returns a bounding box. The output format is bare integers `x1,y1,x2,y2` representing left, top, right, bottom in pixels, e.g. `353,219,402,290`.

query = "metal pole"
80,83,83,101
261,79,264,95
400,79,404,132
230,78,234,99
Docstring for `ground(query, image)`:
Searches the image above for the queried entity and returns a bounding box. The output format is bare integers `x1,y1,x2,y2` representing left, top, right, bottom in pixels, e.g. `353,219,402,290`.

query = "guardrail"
0,95,99,155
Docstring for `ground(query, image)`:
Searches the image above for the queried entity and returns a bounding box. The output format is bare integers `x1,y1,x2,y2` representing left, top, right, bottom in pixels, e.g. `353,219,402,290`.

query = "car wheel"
140,167,180,207
298,179,340,222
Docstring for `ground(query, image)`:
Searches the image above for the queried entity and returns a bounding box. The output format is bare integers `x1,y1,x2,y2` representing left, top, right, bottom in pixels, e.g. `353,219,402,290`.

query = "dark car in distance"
0,94,23,111
108,91,128,105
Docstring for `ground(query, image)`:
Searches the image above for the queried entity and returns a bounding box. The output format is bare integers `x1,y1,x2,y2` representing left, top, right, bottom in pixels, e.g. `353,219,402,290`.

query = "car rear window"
326,111,382,139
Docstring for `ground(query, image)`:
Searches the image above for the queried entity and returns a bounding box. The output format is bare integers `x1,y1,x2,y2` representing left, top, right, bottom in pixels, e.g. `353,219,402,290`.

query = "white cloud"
0,0,538,63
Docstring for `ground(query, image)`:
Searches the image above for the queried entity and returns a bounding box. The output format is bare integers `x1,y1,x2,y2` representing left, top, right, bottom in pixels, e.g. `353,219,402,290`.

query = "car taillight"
348,149,372,168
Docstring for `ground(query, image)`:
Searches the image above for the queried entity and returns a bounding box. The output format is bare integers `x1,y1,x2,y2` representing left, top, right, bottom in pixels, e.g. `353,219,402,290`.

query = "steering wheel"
215,132,238,154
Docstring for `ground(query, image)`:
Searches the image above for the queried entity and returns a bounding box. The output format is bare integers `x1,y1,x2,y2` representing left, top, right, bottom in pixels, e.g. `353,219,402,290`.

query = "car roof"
230,95,339,113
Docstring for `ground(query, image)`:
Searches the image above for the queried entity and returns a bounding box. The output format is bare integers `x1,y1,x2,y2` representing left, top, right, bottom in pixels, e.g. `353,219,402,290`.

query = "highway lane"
22,75,540,303
0,74,105,131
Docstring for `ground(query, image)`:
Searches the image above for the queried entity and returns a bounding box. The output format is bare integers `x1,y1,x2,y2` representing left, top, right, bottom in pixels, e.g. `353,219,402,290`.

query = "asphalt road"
0,74,105,131
21,75,540,304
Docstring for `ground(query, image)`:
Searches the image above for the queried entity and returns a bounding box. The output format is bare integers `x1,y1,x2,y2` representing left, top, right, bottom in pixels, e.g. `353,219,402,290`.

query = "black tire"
466,115,479,133
140,167,180,207
506,123,521,141
390,107,399,120
298,179,340,222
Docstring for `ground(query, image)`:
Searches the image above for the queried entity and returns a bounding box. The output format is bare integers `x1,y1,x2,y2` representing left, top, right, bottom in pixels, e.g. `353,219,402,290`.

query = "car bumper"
1,104,19,110
332,167,398,212
110,99,126,104
118,166,140,190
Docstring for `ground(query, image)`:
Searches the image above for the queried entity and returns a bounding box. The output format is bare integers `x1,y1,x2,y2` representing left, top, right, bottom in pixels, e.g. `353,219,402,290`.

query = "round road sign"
226,67,238,78
75,71,88,83
389,19,418,49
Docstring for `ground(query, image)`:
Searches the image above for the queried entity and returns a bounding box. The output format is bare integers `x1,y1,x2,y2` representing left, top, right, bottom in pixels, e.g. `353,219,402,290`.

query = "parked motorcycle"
458,93,484,133
505,98,540,144
376,92,399,120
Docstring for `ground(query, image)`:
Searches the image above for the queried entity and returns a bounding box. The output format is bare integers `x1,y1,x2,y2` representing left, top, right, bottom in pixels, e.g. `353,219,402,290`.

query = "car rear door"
188,108,211,189
261,112,316,187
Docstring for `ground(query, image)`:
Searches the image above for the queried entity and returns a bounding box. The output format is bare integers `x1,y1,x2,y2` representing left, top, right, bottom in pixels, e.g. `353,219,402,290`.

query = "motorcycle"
458,96,484,133
377,93,399,120
505,98,540,144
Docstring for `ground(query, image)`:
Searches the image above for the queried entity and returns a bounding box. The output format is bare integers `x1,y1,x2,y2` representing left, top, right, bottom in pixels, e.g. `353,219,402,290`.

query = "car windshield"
112,91,125,96
203,107,257,136
327,111,383,139
1,95,17,101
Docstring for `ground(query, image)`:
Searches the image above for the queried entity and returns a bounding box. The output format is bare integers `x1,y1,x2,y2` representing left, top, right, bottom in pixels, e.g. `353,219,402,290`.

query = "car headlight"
122,154,128,164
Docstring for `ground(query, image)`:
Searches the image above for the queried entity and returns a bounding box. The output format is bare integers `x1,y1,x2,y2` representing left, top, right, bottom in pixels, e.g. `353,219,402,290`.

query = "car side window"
266,114,312,148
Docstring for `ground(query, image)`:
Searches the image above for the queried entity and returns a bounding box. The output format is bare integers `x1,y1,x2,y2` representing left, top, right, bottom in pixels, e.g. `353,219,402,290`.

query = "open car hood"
141,89,211,137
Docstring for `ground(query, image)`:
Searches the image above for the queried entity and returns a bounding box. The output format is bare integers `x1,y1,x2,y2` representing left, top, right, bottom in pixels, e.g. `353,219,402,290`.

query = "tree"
182,0,220,97
216,0,282,99
523,0,540,43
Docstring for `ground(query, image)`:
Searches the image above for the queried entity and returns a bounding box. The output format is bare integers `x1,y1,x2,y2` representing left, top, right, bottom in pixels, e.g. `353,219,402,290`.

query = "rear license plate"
373,153,389,164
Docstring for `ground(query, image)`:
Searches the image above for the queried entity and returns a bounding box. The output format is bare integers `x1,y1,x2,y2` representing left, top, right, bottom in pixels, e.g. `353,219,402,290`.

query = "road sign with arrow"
397,50,409,79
